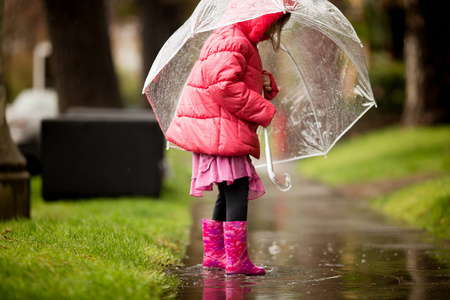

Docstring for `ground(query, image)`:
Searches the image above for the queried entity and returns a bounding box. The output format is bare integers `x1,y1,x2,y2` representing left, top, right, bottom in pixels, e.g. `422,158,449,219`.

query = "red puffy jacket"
166,13,283,159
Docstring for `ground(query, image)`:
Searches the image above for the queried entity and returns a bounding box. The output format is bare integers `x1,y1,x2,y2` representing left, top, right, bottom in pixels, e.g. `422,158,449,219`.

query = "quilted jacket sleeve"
203,49,276,128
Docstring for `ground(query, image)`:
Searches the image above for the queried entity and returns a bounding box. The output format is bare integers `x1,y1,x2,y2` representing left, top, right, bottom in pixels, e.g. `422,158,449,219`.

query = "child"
166,12,291,275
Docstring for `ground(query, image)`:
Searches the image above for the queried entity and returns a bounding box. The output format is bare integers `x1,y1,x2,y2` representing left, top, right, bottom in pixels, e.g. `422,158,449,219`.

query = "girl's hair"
266,13,291,51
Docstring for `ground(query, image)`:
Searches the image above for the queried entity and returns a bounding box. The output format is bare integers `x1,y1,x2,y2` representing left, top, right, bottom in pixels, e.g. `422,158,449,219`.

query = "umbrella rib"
280,40,327,154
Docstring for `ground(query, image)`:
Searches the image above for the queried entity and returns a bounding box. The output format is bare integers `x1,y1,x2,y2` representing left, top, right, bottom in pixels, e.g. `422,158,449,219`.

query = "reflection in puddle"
202,269,255,300
172,264,347,299
174,177,450,299
170,264,341,300
174,242,450,299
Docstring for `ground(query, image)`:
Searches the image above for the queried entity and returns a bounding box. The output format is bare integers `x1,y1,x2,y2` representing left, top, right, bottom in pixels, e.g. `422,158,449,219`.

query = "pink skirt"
190,153,265,200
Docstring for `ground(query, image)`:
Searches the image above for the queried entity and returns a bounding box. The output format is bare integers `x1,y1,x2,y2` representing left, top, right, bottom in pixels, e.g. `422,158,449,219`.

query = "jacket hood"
235,12,285,44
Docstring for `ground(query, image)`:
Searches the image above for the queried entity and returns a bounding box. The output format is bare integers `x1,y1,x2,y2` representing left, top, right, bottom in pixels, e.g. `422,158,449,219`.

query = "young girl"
166,12,291,276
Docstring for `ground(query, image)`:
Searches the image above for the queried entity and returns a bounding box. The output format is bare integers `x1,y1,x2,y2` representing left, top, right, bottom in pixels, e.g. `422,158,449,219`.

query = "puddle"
173,175,450,299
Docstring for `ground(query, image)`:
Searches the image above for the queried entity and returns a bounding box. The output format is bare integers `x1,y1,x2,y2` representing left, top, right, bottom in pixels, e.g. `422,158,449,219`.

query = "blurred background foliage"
2,0,448,124
2,0,401,111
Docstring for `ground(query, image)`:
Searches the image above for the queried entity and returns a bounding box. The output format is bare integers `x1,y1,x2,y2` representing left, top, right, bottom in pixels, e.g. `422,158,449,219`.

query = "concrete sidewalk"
173,170,450,299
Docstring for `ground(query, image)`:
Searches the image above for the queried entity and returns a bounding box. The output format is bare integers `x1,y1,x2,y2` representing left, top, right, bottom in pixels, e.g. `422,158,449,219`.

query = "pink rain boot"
202,219,226,269
224,221,266,276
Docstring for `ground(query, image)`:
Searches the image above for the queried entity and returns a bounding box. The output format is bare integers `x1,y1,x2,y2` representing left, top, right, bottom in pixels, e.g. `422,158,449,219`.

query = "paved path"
172,170,450,299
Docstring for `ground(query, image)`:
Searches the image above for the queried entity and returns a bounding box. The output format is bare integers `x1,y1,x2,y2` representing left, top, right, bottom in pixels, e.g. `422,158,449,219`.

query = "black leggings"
212,177,249,222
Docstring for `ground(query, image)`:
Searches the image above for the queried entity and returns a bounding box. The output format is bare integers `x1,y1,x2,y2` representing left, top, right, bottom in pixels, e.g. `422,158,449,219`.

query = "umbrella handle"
264,128,292,192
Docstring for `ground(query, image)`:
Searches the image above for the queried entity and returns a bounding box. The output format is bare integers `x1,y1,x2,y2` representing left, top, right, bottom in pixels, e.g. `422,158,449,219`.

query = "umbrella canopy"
143,0,375,168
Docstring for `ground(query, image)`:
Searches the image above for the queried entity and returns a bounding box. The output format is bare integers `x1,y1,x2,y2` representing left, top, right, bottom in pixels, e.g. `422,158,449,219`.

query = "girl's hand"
262,70,279,100
263,73,272,92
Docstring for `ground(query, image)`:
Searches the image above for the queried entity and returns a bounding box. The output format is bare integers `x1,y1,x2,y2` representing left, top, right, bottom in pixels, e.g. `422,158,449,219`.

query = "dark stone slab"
42,108,164,200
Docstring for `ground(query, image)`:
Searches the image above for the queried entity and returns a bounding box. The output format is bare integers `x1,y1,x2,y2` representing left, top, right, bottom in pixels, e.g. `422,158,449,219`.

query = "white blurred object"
5,41,58,174
6,88,58,144
6,40,58,145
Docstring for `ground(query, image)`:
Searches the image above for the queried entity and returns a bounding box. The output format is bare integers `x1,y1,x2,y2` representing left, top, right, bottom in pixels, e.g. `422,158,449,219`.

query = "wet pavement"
171,170,450,299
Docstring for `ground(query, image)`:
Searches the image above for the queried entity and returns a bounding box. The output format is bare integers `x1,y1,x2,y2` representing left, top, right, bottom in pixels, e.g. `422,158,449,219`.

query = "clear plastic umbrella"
142,0,376,191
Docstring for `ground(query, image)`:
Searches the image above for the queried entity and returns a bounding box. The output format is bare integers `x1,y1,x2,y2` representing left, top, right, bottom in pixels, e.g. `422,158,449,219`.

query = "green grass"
0,150,193,300
298,126,450,240
299,126,450,185
371,176,450,240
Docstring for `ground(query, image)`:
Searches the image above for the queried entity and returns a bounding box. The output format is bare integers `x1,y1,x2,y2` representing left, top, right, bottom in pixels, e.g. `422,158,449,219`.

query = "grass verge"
0,150,193,300
298,126,450,240
371,176,450,240
299,126,450,185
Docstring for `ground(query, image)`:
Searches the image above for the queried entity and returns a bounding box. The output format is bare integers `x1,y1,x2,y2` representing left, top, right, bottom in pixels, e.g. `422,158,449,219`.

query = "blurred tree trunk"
402,0,450,125
386,4,405,60
42,0,122,113
139,0,184,108
0,0,30,221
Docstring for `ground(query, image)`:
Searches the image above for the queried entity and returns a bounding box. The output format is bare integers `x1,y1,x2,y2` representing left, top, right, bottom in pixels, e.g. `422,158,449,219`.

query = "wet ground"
171,170,450,299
